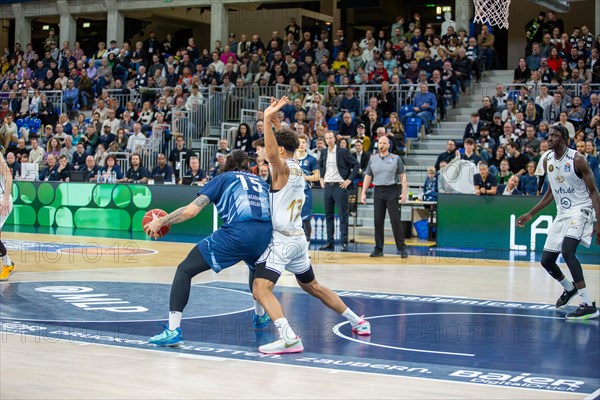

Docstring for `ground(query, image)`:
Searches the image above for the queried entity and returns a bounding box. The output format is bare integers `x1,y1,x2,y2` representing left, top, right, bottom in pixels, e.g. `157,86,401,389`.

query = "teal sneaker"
149,326,183,347
259,336,304,354
253,313,272,329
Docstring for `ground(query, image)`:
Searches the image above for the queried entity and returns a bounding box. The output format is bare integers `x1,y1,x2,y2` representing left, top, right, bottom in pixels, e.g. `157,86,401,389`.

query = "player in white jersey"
0,152,15,281
518,125,600,320
253,97,371,354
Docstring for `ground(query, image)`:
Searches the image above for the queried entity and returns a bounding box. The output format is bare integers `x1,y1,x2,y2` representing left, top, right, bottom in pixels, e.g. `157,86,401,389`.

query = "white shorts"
543,209,594,252
0,195,13,230
257,231,310,276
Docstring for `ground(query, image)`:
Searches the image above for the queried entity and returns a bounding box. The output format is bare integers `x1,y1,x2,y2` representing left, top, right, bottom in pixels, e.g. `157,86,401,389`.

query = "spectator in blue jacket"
423,167,438,201
335,86,361,123
404,83,437,132
518,161,538,195
63,79,79,116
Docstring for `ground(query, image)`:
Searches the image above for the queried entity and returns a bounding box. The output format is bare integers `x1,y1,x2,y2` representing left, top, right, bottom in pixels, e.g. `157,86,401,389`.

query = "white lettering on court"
35,286,147,313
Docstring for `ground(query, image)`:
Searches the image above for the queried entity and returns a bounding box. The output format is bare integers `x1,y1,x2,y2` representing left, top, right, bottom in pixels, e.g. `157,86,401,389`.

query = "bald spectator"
6,152,21,179
83,155,100,182
127,123,147,154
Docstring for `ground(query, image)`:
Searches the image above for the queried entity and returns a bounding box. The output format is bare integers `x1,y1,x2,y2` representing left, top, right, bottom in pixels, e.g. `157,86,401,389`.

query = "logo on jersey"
560,197,572,209
564,163,571,172
556,176,565,183
548,164,554,172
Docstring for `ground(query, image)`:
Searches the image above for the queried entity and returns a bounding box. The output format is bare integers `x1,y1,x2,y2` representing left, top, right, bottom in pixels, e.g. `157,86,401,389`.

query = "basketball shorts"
0,195,13,230
198,221,272,273
257,231,311,276
543,209,594,252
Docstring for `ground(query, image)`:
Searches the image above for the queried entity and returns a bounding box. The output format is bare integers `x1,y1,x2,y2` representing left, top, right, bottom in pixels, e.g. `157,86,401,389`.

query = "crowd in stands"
0,12,598,198
0,12,496,181
426,12,600,198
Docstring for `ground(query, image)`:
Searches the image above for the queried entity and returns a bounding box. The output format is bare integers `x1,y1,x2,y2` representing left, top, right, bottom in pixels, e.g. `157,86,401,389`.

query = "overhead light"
325,21,332,25
83,22,91,28
42,25,50,30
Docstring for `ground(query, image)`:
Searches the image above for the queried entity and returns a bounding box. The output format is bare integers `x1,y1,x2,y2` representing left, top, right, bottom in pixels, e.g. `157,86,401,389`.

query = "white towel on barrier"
439,157,476,194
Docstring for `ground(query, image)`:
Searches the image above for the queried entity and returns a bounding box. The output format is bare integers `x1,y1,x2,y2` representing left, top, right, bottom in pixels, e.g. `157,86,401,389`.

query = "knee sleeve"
254,261,280,285
540,251,564,281
176,246,210,278
295,266,315,284
169,246,211,312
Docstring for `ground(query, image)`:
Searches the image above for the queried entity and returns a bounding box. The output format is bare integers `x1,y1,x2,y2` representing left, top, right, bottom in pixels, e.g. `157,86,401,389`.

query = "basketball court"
1,231,598,399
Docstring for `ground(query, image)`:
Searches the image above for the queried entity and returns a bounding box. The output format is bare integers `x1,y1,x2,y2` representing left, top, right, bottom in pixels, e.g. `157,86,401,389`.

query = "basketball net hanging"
473,0,511,29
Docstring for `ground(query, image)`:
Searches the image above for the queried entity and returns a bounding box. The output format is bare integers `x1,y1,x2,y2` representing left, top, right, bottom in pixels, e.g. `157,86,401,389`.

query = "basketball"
142,209,171,238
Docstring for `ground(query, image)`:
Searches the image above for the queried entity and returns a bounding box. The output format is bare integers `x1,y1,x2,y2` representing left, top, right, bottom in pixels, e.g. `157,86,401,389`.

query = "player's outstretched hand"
516,213,531,228
264,96,289,121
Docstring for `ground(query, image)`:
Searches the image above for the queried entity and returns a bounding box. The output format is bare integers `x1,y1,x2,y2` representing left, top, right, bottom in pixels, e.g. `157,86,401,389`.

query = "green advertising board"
5,183,330,240
437,194,600,259
6,182,216,239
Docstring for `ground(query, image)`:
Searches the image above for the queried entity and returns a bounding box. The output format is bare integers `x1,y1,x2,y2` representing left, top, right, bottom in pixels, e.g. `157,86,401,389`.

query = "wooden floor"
1,231,598,399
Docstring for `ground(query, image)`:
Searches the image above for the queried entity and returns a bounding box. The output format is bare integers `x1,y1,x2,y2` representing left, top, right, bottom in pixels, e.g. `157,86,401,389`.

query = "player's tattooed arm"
193,194,210,210
160,195,210,225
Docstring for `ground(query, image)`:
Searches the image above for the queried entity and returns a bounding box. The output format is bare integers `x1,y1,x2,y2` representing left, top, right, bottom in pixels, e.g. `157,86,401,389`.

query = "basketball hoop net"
473,0,511,29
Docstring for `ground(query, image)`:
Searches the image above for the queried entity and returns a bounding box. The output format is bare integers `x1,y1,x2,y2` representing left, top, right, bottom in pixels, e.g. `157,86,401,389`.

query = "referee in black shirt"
360,136,408,258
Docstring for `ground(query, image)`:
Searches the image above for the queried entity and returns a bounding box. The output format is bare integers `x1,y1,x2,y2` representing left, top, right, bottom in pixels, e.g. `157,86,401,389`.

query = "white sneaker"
352,318,371,336
259,336,304,354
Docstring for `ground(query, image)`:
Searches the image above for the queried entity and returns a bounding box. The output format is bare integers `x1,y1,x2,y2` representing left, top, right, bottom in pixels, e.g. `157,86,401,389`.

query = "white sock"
168,311,182,330
577,288,592,305
2,254,12,266
254,300,265,317
342,308,363,326
559,278,575,291
274,318,297,341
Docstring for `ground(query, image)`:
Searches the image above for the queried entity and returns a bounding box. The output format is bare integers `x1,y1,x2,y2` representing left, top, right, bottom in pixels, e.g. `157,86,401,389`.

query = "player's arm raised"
144,195,210,238
517,156,554,227
263,97,289,189
574,153,600,244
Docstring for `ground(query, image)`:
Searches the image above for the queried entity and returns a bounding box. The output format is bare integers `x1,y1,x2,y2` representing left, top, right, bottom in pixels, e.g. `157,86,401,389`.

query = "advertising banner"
6,182,215,238
437,194,600,259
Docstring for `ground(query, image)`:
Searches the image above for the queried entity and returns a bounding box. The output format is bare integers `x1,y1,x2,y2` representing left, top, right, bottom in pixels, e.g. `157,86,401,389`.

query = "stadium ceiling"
529,0,588,13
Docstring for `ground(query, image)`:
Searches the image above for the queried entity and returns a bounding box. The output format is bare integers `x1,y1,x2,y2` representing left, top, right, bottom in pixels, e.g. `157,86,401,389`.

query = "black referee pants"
324,183,349,244
373,185,405,251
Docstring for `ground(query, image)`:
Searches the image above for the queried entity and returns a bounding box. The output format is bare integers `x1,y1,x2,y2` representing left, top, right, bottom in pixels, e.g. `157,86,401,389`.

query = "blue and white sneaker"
253,313,272,329
149,326,183,347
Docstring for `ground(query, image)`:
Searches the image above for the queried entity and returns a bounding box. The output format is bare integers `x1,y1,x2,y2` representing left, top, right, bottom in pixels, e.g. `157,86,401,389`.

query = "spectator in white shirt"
209,51,225,75
101,109,121,134
185,85,204,110
126,123,147,154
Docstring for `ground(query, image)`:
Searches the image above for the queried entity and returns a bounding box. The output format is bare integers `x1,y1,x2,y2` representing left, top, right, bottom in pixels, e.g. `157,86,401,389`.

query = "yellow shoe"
0,262,15,281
